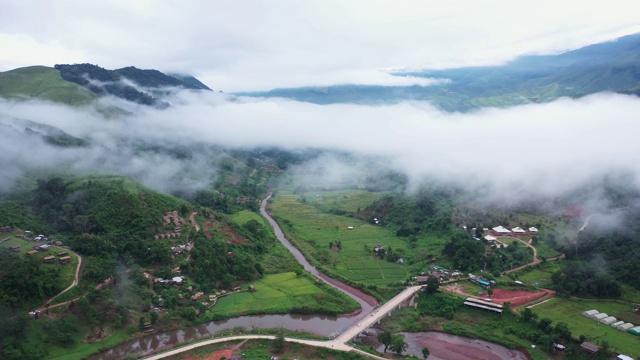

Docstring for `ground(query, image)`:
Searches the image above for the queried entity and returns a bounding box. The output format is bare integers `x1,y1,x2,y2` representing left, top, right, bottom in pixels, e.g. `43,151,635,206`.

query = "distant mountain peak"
53,63,212,107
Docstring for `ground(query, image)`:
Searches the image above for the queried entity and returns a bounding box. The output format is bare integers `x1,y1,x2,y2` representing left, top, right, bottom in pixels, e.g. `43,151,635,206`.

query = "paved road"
260,193,378,312
334,285,421,343
140,285,421,360
142,334,387,360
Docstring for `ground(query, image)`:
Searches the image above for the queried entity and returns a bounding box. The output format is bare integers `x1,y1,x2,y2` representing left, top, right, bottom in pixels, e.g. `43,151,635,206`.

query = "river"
363,330,528,360
89,194,528,360
89,193,375,360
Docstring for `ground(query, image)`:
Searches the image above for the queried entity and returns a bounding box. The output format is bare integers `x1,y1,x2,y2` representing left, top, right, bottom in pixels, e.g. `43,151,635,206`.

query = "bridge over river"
143,285,422,360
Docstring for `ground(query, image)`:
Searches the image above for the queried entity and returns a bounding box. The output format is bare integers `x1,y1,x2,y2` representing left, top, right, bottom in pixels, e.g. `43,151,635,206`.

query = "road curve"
260,192,378,312
44,249,82,305
141,286,422,359
141,334,386,360
139,287,422,360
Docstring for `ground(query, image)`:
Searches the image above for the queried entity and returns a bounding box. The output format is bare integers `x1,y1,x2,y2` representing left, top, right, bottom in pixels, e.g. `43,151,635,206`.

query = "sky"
2,0,640,209
1,0,640,91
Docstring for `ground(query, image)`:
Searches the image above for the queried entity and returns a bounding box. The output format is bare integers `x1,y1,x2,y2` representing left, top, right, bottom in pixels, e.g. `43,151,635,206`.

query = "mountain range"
237,33,640,111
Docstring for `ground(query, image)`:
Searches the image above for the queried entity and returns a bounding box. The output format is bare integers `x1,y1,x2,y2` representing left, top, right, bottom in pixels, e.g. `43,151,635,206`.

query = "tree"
422,347,430,359
554,322,571,339
138,316,145,331
425,276,440,294
522,307,537,322
538,318,553,333
390,334,408,355
273,330,285,353
487,288,493,296
377,331,393,353
149,310,158,325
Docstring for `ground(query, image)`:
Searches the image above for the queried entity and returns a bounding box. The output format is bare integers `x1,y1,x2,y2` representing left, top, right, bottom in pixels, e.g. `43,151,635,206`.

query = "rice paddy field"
268,189,450,291
207,272,359,318
531,297,640,358
303,189,389,214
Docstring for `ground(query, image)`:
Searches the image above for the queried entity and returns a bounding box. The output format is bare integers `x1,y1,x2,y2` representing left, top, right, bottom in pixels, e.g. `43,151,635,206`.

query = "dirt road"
44,249,82,305
189,211,200,232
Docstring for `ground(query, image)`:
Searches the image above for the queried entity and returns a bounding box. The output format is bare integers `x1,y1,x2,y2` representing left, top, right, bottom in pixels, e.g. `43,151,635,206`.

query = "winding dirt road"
189,211,200,232
44,249,82,306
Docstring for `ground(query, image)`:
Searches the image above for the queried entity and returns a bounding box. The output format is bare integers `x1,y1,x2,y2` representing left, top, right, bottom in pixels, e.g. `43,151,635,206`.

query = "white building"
616,322,634,331
492,226,511,235
511,227,526,234
600,316,617,325
591,313,608,321
484,235,497,242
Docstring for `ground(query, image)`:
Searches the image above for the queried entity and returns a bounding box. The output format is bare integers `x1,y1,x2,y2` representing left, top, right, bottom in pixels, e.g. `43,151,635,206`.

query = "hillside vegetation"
0,66,97,105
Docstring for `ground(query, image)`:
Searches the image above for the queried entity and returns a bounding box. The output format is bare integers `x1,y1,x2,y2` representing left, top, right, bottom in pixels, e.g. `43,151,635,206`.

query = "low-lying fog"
1,90,639,210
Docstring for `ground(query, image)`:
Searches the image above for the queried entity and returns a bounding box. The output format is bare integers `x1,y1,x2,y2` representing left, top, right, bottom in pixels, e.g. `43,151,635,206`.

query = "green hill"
0,66,97,106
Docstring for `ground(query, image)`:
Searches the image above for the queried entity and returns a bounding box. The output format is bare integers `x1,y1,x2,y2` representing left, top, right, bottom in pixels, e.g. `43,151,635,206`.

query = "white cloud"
1,0,639,91
3,91,639,202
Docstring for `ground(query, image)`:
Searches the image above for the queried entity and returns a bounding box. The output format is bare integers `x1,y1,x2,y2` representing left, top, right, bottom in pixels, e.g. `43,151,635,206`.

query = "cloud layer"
2,90,639,205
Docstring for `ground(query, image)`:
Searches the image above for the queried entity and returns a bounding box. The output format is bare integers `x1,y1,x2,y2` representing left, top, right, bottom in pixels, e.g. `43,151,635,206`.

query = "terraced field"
269,190,446,286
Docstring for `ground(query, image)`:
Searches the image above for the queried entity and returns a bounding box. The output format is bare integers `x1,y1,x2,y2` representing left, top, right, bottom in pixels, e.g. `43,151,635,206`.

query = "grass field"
229,210,268,226
514,261,562,288
207,272,359,318
0,66,97,105
532,297,640,358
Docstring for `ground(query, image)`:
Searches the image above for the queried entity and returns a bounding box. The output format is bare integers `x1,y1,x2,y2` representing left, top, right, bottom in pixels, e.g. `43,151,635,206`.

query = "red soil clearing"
224,227,246,245
182,349,233,360
487,288,551,307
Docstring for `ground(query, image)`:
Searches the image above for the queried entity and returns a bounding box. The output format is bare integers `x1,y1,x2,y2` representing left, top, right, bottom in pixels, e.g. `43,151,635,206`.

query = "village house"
0,225,12,233
56,251,68,256
10,245,20,252
191,292,204,301
27,249,38,256
36,244,50,251
580,342,600,356
511,227,526,237
484,235,497,242
59,256,71,264
43,256,56,263
491,226,512,236
528,227,538,234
